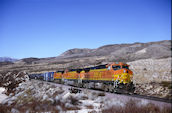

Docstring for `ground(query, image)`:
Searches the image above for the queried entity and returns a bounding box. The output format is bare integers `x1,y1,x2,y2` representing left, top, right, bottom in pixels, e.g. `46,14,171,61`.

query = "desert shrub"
1,97,64,113
80,95,88,100
102,99,172,113
65,105,80,111
0,104,11,113
86,105,94,109
88,110,98,113
97,92,105,96
52,90,64,98
1,70,29,95
160,81,172,89
68,96,80,105
37,82,44,87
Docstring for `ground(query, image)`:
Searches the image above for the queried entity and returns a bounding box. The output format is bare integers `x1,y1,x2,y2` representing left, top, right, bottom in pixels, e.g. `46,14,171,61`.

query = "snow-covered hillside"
0,80,171,113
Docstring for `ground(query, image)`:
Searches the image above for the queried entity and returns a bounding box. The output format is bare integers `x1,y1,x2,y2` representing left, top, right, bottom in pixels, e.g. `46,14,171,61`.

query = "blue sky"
0,0,171,59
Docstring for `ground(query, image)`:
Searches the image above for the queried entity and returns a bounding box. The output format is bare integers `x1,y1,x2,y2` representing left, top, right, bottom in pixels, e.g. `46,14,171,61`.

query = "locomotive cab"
108,62,135,93
110,62,133,84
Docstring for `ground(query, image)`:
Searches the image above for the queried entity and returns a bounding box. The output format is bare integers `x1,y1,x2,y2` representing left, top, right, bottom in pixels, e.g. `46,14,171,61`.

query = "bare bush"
102,99,172,113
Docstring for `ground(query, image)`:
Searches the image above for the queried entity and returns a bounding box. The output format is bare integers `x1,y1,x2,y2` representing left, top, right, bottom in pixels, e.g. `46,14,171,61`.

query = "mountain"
0,40,171,74
59,48,93,58
58,40,171,61
0,40,171,99
0,57,18,62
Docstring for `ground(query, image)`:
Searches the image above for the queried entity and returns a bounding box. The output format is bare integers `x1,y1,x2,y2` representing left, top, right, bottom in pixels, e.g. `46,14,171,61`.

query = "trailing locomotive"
29,62,135,94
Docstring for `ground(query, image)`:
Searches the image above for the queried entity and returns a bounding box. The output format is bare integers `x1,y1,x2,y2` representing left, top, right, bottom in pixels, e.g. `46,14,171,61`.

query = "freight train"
29,62,135,94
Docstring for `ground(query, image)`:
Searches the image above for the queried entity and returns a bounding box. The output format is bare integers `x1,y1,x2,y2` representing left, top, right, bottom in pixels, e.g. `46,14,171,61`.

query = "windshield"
112,65,121,70
122,65,129,69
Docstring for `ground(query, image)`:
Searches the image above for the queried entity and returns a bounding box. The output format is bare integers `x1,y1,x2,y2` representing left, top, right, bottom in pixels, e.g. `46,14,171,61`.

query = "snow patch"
63,92,71,99
135,48,147,55
104,98,125,109
139,99,149,106
0,87,8,103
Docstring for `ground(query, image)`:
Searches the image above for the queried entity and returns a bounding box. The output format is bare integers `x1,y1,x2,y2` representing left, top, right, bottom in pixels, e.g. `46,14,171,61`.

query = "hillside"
0,40,171,100
0,40,171,77
58,40,171,61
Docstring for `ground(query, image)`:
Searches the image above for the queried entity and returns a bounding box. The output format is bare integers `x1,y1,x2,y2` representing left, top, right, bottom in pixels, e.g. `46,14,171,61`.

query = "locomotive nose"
121,73,131,84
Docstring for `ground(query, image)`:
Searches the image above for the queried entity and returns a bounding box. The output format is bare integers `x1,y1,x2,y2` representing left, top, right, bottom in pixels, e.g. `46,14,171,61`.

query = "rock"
128,57,171,83
0,71,29,94
135,82,171,99
11,108,19,113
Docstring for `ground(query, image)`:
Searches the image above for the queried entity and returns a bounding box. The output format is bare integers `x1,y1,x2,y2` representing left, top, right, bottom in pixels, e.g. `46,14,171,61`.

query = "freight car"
29,62,135,94
29,72,54,81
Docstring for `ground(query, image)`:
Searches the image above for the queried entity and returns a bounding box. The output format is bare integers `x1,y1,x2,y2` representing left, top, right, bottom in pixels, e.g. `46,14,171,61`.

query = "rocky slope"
58,40,171,61
128,57,172,99
128,57,171,83
0,40,171,74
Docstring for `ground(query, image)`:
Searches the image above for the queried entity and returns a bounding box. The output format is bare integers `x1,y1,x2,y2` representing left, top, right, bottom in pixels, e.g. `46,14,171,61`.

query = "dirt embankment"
128,58,171,83
128,58,172,99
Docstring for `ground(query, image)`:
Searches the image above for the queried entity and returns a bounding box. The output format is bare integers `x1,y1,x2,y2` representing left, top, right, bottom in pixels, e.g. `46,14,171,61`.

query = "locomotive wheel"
129,87,135,94
109,85,114,93
78,83,83,88
74,81,78,87
128,82,135,94
85,83,89,89
83,83,87,88
104,84,109,92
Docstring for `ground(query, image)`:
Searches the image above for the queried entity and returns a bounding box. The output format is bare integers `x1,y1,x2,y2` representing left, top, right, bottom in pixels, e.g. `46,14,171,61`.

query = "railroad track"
81,87,171,104
123,93,171,104
32,79,172,104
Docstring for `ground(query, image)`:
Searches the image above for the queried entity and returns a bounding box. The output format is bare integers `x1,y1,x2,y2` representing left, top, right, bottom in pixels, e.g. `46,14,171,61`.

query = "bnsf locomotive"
29,62,135,94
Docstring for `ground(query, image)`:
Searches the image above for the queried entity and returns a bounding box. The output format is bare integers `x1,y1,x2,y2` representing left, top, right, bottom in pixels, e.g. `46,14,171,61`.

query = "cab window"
112,66,121,70
122,65,129,69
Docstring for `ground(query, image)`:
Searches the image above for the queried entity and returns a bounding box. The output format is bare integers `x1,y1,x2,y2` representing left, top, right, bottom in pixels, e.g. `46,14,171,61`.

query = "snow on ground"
1,80,105,112
0,87,8,103
135,48,147,55
0,80,171,113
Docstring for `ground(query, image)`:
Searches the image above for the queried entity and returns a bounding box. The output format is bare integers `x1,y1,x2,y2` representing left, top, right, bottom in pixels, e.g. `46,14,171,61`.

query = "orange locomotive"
54,62,135,93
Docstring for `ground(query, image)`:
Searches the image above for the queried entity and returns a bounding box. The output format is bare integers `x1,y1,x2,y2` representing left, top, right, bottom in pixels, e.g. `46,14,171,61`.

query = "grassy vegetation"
160,81,172,89
102,99,171,113
0,95,81,113
1,96,171,113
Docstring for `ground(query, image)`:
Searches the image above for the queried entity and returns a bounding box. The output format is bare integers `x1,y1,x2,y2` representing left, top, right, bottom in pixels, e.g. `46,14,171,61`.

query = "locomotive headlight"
123,70,126,73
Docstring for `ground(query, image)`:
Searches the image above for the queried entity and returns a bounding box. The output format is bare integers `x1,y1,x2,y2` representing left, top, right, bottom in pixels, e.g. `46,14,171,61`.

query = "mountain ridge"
58,40,171,61
0,57,18,62
0,40,171,73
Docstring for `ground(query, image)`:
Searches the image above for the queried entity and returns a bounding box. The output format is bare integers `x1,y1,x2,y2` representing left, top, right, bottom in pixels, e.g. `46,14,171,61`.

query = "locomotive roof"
56,62,129,72
111,62,129,66
83,64,108,70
